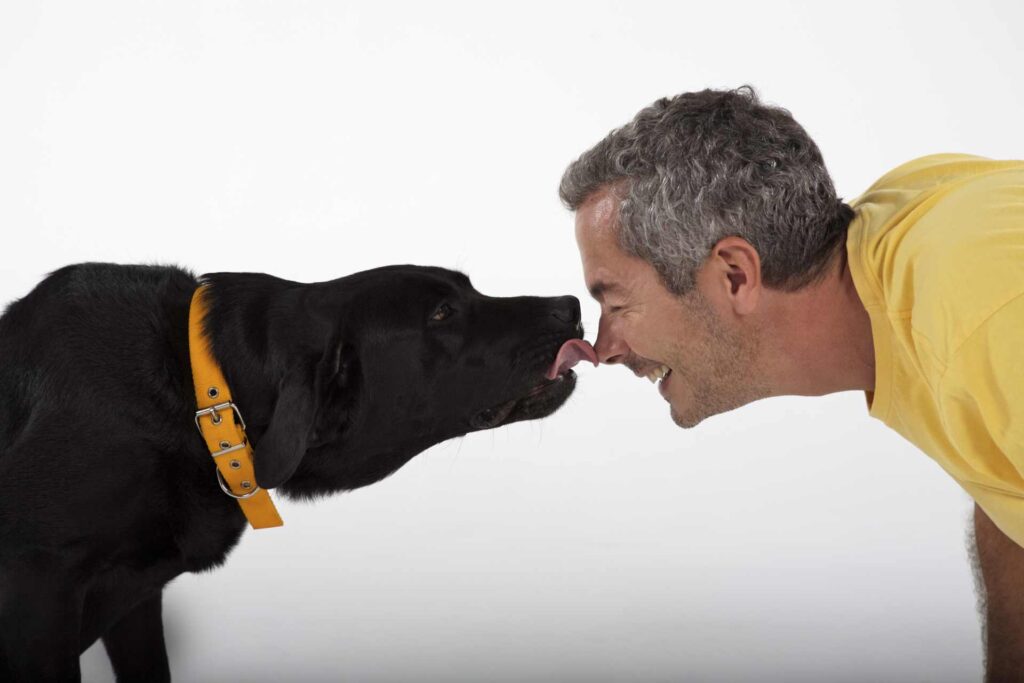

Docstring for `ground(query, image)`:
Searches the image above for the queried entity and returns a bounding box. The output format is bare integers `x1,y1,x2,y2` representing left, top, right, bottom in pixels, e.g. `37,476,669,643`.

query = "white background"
2,1,1022,681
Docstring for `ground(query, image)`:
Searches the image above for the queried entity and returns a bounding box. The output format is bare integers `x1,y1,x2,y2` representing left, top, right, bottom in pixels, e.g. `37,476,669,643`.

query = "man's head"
562,86,854,427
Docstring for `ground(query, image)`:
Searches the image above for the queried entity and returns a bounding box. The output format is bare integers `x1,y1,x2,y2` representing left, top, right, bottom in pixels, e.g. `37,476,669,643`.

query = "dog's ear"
252,365,316,490
254,339,352,489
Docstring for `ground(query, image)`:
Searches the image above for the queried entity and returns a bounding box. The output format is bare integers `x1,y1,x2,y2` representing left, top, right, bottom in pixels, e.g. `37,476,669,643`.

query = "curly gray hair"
559,86,854,294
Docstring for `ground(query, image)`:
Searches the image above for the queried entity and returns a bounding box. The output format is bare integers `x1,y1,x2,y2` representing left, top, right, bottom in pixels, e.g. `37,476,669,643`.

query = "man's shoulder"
849,153,1024,368
857,153,992,196
853,153,1024,204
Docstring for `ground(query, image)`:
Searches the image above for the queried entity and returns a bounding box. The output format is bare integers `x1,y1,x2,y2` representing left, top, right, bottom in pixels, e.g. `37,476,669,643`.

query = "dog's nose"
549,296,581,325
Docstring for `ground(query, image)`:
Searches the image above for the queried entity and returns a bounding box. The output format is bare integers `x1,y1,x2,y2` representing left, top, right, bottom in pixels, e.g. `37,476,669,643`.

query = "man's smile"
644,364,671,384
657,367,674,398
626,359,674,392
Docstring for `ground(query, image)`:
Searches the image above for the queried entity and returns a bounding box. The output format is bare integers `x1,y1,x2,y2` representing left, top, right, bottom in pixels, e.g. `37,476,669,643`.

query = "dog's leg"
100,591,170,683
0,568,83,682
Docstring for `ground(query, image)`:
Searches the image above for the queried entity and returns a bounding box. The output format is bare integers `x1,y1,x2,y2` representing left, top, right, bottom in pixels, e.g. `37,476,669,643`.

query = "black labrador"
0,262,595,682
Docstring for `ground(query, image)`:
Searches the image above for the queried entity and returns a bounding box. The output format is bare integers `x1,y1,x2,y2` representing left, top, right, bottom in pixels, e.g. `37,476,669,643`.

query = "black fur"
0,263,583,682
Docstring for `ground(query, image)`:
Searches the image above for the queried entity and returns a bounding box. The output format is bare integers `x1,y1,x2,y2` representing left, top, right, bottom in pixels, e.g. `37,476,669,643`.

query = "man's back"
847,153,1024,543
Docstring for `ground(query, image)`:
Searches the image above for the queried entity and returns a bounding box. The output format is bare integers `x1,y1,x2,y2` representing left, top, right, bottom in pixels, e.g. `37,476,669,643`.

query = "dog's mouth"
469,338,598,430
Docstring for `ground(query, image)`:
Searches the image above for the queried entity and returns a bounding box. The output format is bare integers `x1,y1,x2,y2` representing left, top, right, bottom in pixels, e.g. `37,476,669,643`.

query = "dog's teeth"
646,372,657,384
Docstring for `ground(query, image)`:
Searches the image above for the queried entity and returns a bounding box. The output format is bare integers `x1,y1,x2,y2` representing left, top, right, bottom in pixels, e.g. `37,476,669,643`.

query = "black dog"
0,262,595,682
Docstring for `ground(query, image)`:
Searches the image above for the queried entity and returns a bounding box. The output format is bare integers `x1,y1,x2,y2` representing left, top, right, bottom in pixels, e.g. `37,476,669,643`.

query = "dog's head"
245,265,595,496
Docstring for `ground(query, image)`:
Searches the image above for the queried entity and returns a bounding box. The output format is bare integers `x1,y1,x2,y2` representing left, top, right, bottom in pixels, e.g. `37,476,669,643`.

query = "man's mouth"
634,362,673,399
657,367,673,398
643,364,671,384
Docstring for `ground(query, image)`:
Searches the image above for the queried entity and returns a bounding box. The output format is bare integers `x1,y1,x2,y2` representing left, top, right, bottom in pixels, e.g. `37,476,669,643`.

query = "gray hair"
559,86,854,294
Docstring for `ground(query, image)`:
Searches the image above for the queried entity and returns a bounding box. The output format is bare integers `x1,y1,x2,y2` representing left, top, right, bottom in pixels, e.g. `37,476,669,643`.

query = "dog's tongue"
546,339,599,380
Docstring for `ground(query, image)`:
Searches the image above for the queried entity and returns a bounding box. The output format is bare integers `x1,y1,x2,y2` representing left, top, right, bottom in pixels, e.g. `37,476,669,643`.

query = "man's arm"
972,503,1024,682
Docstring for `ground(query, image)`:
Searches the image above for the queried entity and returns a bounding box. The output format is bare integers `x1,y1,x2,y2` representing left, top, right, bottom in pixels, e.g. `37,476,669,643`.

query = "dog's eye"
431,303,454,322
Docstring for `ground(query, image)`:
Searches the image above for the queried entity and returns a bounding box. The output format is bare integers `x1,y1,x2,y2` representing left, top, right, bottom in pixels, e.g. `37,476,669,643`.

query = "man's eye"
431,303,454,322
607,304,624,314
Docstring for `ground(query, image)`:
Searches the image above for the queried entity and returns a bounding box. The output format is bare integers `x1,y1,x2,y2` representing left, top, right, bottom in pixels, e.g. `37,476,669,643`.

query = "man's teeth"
645,365,671,383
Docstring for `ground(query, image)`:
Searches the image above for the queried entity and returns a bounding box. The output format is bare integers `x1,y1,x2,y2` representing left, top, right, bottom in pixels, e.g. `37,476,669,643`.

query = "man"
560,86,1024,681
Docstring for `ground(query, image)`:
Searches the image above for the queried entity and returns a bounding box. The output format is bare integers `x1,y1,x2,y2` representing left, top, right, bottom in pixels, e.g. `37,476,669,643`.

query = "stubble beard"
668,291,769,429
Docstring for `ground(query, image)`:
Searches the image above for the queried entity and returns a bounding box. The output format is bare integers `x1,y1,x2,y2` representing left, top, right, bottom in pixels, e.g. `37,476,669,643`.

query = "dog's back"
0,263,199,545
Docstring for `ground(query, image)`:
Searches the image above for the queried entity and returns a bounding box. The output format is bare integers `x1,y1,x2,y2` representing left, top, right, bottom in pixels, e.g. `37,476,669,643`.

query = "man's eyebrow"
588,281,620,301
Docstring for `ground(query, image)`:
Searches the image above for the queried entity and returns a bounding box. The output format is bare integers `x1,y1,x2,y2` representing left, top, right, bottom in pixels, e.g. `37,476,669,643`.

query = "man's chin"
670,390,767,429
670,404,705,429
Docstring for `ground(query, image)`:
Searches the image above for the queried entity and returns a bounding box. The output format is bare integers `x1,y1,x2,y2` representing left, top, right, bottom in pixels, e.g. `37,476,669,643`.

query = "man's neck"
760,253,876,397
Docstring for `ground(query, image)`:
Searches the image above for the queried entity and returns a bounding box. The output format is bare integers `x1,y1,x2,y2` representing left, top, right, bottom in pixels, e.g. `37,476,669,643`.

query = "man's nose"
593,314,628,365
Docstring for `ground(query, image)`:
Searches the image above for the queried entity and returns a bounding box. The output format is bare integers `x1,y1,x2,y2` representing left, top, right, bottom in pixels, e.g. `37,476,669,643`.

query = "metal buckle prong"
194,401,247,432
212,442,247,458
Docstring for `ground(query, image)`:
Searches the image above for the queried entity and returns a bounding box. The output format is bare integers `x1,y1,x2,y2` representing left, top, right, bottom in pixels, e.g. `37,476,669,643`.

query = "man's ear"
702,236,762,315
253,339,352,489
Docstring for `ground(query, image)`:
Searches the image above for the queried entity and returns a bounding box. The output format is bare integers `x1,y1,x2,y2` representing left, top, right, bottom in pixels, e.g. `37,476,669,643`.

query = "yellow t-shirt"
847,153,1024,545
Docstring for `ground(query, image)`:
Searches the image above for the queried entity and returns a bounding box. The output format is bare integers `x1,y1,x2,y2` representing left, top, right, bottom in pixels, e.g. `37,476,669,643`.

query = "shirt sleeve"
939,292,1024,493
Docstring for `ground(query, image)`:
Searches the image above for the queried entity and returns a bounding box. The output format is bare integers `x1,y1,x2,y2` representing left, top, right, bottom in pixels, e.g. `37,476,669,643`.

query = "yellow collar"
189,285,283,529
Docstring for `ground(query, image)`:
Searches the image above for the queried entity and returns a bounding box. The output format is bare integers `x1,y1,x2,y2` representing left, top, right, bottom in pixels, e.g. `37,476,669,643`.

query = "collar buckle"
194,401,247,432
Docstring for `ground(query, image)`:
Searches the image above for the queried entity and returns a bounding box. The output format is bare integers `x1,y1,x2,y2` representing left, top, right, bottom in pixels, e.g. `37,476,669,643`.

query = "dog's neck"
191,272,437,499
197,272,321,427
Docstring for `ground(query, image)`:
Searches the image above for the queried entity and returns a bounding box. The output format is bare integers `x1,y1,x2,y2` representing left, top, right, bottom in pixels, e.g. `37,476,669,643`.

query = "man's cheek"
623,328,652,360
631,324,665,361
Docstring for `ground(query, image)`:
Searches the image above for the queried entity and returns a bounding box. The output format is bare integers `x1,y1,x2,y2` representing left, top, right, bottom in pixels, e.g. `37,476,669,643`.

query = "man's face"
574,188,766,428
